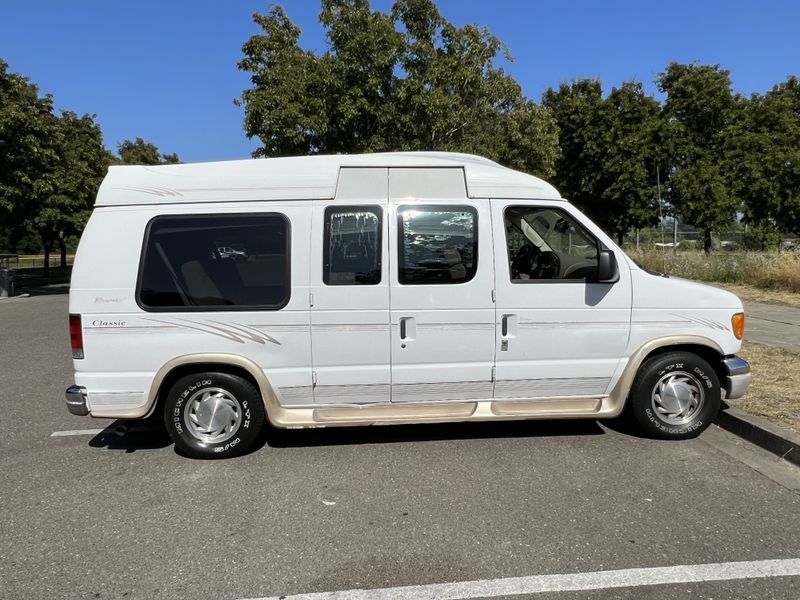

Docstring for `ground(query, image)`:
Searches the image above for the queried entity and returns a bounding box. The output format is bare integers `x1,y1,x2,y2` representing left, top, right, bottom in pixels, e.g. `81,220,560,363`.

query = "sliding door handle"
501,314,517,338
399,317,416,341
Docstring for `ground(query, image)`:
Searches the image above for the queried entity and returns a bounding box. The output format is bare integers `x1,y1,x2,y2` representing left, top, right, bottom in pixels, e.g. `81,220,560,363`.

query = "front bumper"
722,355,752,400
65,385,89,416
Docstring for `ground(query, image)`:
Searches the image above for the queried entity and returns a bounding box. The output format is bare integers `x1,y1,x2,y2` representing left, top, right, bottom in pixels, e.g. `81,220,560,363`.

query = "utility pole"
657,167,664,246
673,214,678,250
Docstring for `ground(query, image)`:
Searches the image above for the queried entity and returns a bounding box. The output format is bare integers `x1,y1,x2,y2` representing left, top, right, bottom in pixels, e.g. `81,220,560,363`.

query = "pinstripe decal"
632,314,729,331
517,320,627,329
390,322,494,331
138,317,282,345
311,323,390,332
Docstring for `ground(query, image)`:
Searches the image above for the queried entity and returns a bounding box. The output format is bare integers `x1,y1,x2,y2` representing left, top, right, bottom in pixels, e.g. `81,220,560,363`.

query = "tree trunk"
703,229,713,254
43,243,50,277
616,231,624,246
40,230,52,278
59,236,67,268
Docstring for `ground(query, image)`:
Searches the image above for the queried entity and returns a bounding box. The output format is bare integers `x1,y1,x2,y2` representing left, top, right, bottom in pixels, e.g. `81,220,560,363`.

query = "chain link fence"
620,226,798,252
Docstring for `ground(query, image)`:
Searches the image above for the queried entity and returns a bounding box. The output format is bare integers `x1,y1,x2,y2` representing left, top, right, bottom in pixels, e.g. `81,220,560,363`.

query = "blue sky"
2,1,798,163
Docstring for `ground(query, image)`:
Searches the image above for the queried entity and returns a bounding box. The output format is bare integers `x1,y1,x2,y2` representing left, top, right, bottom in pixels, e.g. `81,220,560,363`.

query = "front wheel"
164,372,265,458
627,352,721,440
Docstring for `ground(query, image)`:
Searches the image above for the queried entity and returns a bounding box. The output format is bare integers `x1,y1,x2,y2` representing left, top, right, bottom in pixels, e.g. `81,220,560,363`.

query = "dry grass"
710,282,800,309
6,254,75,269
731,342,800,433
628,249,800,294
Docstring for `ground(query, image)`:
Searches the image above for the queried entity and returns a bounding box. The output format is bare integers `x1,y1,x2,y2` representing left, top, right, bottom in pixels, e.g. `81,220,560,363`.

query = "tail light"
731,312,745,340
69,314,84,359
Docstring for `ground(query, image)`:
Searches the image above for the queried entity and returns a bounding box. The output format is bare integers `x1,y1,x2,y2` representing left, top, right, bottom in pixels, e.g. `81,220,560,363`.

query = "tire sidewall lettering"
633,353,720,440
165,374,264,458
644,407,705,434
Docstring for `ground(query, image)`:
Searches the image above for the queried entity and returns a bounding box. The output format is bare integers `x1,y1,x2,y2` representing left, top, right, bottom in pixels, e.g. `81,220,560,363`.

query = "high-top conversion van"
65,152,751,458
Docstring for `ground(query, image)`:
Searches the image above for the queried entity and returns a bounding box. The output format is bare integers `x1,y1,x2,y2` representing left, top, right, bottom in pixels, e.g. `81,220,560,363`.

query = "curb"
716,405,800,467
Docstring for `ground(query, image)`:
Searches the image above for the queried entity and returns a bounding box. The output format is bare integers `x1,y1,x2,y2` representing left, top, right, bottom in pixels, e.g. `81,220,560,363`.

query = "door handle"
399,317,416,341
501,314,517,338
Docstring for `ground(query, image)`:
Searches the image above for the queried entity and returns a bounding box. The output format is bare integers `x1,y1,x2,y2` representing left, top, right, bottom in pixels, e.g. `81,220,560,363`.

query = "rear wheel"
164,371,265,458
627,351,720,439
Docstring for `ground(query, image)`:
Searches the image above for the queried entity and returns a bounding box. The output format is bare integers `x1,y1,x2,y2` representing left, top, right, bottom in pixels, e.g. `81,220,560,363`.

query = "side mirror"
597,248,619,283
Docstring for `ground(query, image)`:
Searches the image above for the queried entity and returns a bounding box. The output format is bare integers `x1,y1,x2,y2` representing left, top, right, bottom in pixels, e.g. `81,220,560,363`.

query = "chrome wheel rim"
183,387,242,444
651,371,705,425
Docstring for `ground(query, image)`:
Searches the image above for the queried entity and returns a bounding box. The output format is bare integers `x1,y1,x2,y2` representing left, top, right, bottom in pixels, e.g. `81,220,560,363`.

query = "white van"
65,152,751,458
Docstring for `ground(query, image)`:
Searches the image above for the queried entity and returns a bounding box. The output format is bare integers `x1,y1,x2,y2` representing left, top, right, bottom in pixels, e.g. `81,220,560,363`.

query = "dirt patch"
730,342,800,433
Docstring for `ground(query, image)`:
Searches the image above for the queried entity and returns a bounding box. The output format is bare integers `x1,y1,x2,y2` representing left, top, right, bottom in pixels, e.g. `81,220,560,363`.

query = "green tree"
117,137,180,165
600,81,663,243
0,61,115,271
543,79,661,243
726,77,800,241
315,0,404,154
237,0,558,178
29,112,112,270
658,63,738,253
237,6,329,156
0,59,58,250
542,79,607,211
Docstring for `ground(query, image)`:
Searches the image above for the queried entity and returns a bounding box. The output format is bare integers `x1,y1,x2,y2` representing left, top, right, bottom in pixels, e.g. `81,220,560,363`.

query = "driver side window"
504,206,598,282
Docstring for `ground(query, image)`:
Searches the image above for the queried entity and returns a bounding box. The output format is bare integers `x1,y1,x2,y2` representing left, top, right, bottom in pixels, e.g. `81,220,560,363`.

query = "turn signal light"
731,312,745,340
69,314,84,359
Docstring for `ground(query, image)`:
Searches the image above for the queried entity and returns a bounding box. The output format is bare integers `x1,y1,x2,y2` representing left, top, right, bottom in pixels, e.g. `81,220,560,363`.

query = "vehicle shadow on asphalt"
88,419,172,453
85,417,640,457
259,418,609,450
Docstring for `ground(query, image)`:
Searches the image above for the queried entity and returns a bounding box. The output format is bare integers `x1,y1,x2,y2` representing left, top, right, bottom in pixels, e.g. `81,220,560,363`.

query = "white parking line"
241,558,800,600
50,428,107,437
50,426,157,437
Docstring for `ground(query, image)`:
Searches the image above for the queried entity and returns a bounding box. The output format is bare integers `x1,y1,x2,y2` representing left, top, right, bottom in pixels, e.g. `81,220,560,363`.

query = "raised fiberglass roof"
95,151,563,206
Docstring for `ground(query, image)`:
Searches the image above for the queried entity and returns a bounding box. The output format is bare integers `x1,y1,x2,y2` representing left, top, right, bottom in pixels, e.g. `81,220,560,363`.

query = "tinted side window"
138,214,289,310
398,206,477,285
324,206,382,285
504,206,598,282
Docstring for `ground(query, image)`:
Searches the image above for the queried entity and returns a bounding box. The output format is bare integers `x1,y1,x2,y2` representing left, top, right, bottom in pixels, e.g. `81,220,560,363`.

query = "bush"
628,248,800,294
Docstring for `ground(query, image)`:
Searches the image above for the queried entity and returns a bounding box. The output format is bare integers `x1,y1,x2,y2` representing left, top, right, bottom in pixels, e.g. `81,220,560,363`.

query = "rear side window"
324,206,382,285
138,214,289,310
397,205,477,284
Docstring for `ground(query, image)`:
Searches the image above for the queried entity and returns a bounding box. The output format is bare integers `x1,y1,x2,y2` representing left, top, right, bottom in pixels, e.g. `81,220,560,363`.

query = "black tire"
627,351,721,440
163,372,265,459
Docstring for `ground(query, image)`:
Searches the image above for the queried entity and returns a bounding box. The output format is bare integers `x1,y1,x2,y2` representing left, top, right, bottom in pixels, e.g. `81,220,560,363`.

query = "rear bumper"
722,355,752,400
65,385,89,416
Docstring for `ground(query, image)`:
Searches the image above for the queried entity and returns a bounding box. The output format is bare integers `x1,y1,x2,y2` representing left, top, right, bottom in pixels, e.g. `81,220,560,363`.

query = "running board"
296,397,605,428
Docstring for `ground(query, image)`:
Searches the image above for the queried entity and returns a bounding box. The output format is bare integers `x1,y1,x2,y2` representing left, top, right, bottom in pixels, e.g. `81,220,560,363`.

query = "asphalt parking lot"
1,293,799,600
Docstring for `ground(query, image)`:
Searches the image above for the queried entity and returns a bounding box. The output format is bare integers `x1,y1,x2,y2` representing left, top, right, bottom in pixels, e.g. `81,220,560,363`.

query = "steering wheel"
511,243,539,279
531,251,560,279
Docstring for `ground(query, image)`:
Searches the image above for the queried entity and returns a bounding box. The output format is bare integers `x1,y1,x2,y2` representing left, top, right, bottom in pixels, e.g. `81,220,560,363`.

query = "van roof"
96,151,563,206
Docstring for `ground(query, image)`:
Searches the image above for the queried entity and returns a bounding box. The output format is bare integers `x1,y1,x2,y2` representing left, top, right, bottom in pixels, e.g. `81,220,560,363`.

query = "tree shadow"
11,282,70,298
